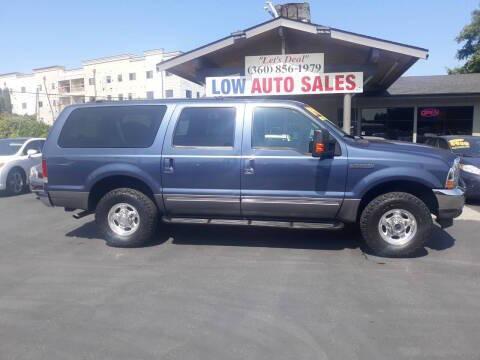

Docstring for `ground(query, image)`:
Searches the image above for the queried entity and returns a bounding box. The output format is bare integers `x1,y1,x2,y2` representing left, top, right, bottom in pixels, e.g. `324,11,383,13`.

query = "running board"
162,217,344,230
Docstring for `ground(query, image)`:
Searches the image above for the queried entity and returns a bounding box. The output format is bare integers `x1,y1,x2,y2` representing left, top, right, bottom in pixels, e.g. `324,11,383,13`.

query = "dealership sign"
206,53,363,97
206,72,363,97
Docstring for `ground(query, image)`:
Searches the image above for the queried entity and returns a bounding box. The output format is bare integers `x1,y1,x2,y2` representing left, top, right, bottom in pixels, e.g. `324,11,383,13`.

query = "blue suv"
39,100,465,257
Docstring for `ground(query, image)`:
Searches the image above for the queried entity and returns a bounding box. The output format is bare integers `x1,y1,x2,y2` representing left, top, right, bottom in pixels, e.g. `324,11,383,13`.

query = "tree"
0,88,13,114
0,113,50,138
449,7,480,74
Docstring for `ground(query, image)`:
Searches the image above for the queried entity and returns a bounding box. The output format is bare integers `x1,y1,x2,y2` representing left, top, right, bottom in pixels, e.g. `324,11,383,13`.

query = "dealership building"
157,11,480,143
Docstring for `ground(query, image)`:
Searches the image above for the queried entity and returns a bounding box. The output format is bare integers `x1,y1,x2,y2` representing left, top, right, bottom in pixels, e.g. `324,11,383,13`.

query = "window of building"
58,106,167,148
106,76,112,84
173,107,236,147
53,100,57,107
146,91,154,99
252,107,320,154
417,106,473,142
51,83,55,90
89,97,95,102
118,94,123,101
185,90,192,99
38,85,42,91
22,103,27,109
129,73,136,81
117,74,123,82
361,108,414,142
165,71,172,77
88,78,95,86
107,95,112,101
38,101,43,108
128,93,133,100
146,71,153,79
165,89,174,98
21,87,26,93
196,92,200,98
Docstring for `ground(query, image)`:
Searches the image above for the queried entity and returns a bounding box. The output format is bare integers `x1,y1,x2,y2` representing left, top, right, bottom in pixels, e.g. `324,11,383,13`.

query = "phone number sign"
245,53,325,77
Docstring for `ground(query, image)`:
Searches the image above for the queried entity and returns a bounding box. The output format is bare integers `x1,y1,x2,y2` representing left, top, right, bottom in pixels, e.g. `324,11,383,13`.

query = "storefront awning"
157,17,428,93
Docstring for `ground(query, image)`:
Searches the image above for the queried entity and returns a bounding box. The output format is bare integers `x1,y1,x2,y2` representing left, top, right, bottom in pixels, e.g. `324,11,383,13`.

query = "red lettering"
325,75,334,91
335,75,345,91
273,77,283,92
346,74,356,91
284,76,294,92
251,78,262,94
301,76,311,92
262,78,272,94
312,76,323,92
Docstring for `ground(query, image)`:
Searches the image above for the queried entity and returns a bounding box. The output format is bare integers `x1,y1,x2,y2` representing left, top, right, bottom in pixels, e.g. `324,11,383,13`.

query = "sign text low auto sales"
206,53,363,97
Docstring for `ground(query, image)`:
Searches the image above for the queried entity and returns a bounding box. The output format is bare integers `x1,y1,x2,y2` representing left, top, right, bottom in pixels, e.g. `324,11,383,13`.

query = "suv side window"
172,107,236,147
58,105,166,148
23,140,44,155
438,139,450,150
252,107,320,154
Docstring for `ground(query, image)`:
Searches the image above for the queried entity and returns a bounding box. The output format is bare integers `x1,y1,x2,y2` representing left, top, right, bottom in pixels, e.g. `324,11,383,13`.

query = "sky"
0,0,478,76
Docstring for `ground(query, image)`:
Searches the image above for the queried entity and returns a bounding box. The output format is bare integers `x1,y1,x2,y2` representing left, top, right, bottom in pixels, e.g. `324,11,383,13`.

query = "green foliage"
0,88,13,114
0,113,50,138
449,8,480,74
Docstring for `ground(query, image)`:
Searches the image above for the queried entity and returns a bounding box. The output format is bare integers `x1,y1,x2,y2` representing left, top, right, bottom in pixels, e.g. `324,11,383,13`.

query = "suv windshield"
448,137,480,157
0,139,26,155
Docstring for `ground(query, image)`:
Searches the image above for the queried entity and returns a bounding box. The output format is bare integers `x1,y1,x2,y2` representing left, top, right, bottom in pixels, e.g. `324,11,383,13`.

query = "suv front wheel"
95,188,158,247
360,192,432,257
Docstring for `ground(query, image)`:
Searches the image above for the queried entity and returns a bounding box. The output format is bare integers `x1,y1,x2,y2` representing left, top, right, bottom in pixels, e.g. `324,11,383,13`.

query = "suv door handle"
244,158,255,175
163,158,174,174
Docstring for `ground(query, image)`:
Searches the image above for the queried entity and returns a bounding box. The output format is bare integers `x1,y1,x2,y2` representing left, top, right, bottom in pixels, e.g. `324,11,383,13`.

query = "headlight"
445,158,461,189
460,164,480,175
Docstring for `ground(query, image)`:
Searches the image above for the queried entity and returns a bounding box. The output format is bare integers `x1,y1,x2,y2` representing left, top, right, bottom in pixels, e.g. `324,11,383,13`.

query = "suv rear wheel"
360,192,432,257
95,188,158,247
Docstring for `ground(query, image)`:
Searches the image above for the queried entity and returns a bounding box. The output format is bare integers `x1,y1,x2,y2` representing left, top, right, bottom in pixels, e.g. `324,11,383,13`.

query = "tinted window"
438,139,450,150
173,107,235,147
252,107,319,154
58,106,166,148
0,139,26,155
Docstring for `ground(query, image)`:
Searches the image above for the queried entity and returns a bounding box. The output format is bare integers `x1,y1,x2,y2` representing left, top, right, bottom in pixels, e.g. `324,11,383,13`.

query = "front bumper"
433,187,465,220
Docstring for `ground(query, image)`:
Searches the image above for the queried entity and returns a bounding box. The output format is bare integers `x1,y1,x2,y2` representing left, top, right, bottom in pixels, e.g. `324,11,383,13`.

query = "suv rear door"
240,103,348,220
161,103,244,217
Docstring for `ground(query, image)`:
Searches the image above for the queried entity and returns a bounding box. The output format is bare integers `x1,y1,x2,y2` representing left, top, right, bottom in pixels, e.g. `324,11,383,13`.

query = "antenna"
264,0,279,18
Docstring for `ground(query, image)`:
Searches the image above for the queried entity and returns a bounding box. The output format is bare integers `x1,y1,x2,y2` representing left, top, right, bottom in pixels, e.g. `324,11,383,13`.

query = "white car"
0,137,45,195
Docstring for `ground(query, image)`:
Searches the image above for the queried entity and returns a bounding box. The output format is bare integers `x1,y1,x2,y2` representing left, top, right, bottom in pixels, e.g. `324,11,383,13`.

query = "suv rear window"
172,107,236,147
58,105,167,148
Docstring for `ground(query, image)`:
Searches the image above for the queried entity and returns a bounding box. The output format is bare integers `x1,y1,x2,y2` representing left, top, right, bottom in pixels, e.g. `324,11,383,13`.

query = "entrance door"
241,103,348,220
161,104,244,217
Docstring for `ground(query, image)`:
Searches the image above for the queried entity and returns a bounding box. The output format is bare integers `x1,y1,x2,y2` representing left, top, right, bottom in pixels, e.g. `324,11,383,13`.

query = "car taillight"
42,158,48,181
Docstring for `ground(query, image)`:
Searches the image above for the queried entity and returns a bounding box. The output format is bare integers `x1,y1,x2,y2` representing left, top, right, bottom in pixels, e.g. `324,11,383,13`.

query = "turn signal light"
314,143,325,154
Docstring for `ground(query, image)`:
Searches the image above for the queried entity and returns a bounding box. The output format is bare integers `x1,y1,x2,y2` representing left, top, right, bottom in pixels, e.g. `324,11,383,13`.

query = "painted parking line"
460,205,480,220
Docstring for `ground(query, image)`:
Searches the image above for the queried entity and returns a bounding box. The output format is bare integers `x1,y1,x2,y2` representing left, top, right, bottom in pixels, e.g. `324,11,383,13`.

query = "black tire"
6,168,26,196
95,188,158,247
360,192,432,257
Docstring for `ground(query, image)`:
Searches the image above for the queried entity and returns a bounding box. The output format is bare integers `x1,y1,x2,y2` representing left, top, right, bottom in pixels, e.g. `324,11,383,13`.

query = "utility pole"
43,76,54,122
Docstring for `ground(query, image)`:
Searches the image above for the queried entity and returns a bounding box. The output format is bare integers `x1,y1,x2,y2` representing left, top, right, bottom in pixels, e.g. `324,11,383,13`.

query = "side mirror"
27,149,39,157
311,129,326,157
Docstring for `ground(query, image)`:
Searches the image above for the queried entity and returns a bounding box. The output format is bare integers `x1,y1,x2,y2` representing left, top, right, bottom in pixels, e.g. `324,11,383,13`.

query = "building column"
413,105,418,143
473,101,480,136
343,93,352,134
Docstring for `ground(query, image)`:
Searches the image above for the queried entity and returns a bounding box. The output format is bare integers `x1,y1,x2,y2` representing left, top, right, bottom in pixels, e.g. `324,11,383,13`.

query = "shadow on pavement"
66,220,456,256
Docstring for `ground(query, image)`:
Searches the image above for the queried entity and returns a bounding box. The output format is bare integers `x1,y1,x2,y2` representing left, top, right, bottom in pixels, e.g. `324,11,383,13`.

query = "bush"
0,113,50,138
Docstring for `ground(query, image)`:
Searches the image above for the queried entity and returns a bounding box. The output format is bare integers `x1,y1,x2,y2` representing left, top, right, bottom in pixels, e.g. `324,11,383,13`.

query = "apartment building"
0,49,204,124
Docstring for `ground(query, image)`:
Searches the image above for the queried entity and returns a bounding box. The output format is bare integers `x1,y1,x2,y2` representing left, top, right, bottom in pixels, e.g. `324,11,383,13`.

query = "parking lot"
0,193,479,360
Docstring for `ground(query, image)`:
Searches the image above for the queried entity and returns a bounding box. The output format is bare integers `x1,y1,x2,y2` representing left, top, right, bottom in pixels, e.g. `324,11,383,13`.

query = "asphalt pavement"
0,193,479,360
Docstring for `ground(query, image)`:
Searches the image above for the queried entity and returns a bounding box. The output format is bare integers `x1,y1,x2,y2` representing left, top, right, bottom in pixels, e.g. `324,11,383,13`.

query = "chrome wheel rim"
107,203,140,237
9,172,24,193
378,209,417,246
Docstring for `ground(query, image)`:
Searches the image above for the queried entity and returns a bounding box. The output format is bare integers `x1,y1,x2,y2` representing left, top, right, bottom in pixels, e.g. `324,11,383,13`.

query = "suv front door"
161,104,244,217
241,104,347,220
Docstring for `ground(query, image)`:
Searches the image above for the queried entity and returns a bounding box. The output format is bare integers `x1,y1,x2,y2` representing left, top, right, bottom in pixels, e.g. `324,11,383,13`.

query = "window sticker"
305,105,328,121
448,139,471,150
